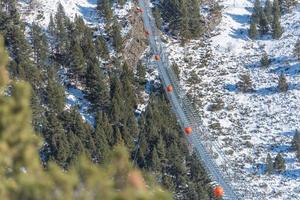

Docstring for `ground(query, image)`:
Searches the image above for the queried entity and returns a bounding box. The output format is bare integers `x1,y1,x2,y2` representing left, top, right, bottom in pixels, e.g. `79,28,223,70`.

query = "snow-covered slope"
166,0,300,199
17,0,134,125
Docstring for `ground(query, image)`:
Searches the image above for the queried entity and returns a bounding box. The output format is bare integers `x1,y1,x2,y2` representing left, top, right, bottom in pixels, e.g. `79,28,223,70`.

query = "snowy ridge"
166,0,300,199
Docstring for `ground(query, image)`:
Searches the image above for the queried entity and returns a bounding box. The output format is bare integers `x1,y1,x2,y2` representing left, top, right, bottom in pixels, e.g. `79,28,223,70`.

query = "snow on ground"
166,0,300,199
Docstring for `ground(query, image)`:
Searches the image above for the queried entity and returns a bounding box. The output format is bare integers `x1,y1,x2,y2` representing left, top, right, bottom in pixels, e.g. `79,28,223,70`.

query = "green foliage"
95,36,109,59
266,153,273,174
237,73,253,93
46,78,65,114
97,0,113,21
294,39,300,60
274,153,286,172
161,0,203,42
278,74,288,92
69,39,85,82
264,0,273,23
292,130,300,162
31,23,49,67
260,52,271,67
249,20,258,39
112,19,123,53
272,0,283,39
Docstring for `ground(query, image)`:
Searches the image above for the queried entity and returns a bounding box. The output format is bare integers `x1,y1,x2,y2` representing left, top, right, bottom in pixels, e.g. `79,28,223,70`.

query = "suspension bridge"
137,0,243,199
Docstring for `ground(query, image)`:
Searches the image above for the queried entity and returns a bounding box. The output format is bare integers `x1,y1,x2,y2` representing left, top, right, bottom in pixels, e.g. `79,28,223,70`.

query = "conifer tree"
272,0,283,39
266,153,274,174
150,147,161,172
261,52,271,67
118,0,126,7
46,77,65,114
249,20,258,39
31,23,49,67
45,112,70,166
95,35,109,59
112,19,123,53
274,153,286,172
94,119,110,163
237,73,253,93
294,39,300,60
253,0,262,23
292,130,300,161
54,3,69,55
136,61,146,86
85,54,110,112
96,112,115,146
278,74,288,92
259,11,269,35
264,0,273,23
180,0,191,45
97,0,113,21
69,39,85,82
0,32,172,200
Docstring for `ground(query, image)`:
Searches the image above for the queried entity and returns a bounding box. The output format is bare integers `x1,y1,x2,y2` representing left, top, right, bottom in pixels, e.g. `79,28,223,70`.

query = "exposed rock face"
123,10,148,68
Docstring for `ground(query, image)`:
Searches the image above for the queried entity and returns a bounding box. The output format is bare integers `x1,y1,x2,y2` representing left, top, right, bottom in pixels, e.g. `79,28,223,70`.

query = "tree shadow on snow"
227,13,250,25
270,62,300,76
229,27,250,41
78,5,98,24
283,168,300,179
267,143,293,153
224,83,300,95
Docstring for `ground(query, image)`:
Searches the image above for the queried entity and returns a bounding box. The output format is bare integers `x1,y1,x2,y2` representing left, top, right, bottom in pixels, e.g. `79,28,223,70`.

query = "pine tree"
278,74,288,92
272,0,283,39
266,153,273,174
180,0,191,45
293,130,300,150
136,61,146,86
260,52,270,67
292,130,300,162
45,112,70,166
264,0,273,23
46,78,65,114
253,0,262,24
85,55,110,112
97,0,113,21
0,34,172,200
150,147,161,172
172,63,180,79
94,119,110,163
118,0,126,7
188,0,202,38
69,39,85,82
54,3,69,55
259,11,269,35
95,35,109,59
112,19,123,53
237,73,253,93
31,23,49,67
249,20,258,39
274,153,286,172
294,39,300,60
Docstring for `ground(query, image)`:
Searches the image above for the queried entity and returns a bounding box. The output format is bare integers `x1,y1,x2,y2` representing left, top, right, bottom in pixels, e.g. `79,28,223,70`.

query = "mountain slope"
165,0,300,199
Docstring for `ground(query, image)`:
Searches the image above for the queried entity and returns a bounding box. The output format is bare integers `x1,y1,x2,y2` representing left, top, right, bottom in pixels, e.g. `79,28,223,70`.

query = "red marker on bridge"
166,85,173,92
154,55,160,61
213,186,224,198
184,127,192,135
